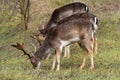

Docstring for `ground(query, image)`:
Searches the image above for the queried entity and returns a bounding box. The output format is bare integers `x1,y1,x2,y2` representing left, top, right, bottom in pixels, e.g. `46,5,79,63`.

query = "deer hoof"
90,66,94,70
80,65,84,69
56,68,60,71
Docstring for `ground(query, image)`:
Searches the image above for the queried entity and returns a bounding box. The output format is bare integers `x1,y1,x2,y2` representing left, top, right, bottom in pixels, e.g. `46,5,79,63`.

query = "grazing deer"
40,2,89,36
57,12,98,54
40,12,98,57
40,2,89,58
12,15,96,70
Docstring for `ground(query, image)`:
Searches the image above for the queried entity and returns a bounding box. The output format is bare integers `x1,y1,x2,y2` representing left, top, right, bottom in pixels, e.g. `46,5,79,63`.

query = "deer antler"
11,43,38,69
11,43,32,59
31,33,45,46
31,33,40,41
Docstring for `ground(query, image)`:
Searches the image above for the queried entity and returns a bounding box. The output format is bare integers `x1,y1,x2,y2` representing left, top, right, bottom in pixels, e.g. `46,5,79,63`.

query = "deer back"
51,2,89,23
57,12,98,32
45,18,93,49
41,2,89,36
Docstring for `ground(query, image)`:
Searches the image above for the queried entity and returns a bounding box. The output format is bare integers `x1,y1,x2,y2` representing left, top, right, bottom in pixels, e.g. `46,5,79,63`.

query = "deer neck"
34,41,54,60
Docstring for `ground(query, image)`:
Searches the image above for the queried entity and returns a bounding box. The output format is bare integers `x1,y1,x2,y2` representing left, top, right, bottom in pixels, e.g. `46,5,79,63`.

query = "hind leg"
88,39,94,69
80,49,88,69
78,38,94,69
78,42,88,69
64,45,70,58
93,36,97,54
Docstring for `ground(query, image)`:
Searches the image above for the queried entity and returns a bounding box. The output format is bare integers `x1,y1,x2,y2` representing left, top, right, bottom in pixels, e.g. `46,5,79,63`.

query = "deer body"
35,18,94,70
12,13,96,70
57,12,98,54
41,2,89,36
12,13,97,71
40,2,97,58
40,2,89,58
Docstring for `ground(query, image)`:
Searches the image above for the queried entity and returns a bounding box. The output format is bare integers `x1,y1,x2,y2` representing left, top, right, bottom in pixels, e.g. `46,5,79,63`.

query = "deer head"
11,43,40,69
12,11,98,70
31,33,45,46
31,33,41,46
11,40,54,69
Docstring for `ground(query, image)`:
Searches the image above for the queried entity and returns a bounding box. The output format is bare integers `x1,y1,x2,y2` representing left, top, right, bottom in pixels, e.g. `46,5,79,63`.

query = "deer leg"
56,49,61,71
80,50,87,69
66,45,70,58
93,36,97,54
89,51,94,69
64,45,70,58
88,40,94,69
51,54,56,70
78,42,87,69
64,47,67,58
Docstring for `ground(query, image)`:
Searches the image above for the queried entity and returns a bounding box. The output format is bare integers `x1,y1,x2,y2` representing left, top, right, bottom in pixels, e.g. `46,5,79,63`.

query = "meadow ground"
0,0,120,80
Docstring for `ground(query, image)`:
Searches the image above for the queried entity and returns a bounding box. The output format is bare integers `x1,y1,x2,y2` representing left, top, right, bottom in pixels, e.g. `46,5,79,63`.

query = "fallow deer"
40,12,98,58
40,2,89,36
12,15,96,71
40,2,89,58
57,12,98,54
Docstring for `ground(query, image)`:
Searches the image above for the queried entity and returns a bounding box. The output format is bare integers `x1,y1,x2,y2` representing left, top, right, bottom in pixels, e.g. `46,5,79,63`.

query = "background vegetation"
0,0,120,80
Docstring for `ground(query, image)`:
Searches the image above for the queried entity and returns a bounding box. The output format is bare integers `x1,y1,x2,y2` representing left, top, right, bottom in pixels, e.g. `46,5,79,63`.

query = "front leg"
56,49,62,71
89,39,94,69
51,54,56,70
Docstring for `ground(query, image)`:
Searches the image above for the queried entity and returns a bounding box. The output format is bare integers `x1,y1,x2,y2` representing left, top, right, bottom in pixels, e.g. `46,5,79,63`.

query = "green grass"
0,0,120,80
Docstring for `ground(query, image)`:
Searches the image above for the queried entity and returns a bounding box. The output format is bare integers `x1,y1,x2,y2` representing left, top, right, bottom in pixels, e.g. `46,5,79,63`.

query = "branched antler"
11,43,32,59
11,43,38,69
31,33,45,46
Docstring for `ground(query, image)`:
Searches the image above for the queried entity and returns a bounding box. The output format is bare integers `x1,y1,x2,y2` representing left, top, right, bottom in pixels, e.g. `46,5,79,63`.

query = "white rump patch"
94,17,97,24
85,6,88,12
92,17,98,32
93,23,98,32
